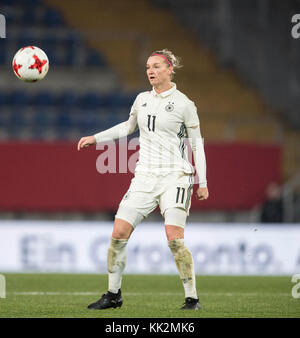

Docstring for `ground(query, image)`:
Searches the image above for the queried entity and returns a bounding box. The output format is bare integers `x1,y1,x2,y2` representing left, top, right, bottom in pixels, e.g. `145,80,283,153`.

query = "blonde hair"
150,48,182,79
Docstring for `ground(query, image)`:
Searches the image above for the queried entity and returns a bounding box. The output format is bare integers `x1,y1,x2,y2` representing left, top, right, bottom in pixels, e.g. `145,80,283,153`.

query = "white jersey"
131,83,199,174
94,82,207,187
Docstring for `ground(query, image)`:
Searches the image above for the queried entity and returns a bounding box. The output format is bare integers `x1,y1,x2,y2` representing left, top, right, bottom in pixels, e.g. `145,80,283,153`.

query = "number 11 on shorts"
176,187,185,204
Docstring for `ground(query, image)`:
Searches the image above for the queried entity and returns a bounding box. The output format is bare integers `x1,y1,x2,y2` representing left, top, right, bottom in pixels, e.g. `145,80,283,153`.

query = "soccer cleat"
87,289,123,310
181,297,201,310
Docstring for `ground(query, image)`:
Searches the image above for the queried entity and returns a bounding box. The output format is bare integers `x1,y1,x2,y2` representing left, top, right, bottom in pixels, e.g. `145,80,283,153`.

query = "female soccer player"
77,49,209,310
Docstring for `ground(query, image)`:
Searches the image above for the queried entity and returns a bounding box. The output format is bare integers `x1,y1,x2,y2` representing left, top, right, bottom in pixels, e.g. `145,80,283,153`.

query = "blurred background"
0,0,299,275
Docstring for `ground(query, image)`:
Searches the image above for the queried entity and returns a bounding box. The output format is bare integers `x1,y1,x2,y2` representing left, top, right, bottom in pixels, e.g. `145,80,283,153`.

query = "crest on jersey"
165,102,174,112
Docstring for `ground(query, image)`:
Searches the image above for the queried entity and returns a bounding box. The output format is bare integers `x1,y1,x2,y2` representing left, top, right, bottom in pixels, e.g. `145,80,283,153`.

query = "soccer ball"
12,46,49,82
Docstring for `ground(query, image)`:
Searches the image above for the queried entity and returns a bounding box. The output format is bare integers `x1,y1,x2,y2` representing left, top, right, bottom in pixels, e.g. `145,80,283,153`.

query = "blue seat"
42,8,64,27
0,110,8,127
22,9,39,25
21,0,41,6
101,92,135,108
78,110,101,133
44,50,57,65
107,112,123,127
2,0,18,6
0,39,7,64
56,91,78,107
86,49,106,66
33,92,55,106
0,92,9,106
56,109,72,129
62,48,76,65
9,110,26,127
65,33,80,49
116,109,129,122
33,110,54,128
43,36,58,50
10,91,30,106
52,50,66,66
100,93,116,108
2,9,15,25
116,93,136,107
79,93,102,109
17,33,36,48
0,52,5,64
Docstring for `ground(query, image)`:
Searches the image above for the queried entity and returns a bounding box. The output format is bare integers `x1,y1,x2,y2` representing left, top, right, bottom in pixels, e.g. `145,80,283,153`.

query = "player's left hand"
196,187,209,200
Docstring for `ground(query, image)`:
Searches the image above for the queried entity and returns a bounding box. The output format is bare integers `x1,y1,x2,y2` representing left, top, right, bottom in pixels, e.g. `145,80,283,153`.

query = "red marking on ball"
21,46,35,51
29,55,47,74
13,59,22,78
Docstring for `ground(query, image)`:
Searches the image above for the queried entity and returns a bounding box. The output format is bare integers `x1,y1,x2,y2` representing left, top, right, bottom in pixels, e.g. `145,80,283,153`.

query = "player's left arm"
186,126,209,200
184,101,208,201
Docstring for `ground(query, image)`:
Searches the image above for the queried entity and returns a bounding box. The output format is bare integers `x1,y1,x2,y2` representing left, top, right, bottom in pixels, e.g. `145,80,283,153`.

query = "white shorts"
115,171,194,228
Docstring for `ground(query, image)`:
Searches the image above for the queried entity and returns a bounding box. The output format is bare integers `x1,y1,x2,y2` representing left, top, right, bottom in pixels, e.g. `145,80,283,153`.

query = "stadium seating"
0,0,107,67
151,0,300,129
0,90,136,140
1,0,299,180
0,0,137,141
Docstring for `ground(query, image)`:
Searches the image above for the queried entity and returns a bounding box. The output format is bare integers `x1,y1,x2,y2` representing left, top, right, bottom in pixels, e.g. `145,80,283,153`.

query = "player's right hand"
77,136,96,151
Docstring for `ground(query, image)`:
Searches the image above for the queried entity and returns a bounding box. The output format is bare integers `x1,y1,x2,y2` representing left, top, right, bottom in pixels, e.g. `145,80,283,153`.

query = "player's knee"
164,208,187,233
165,225,184,241
112,218,134,239
112,228,130,240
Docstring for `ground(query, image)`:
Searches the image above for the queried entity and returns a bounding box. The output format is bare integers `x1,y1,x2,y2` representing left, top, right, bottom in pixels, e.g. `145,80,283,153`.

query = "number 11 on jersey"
147,115,156,132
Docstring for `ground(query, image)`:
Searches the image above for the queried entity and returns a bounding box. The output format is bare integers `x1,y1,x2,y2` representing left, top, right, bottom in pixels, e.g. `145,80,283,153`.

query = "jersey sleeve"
184,101,200,128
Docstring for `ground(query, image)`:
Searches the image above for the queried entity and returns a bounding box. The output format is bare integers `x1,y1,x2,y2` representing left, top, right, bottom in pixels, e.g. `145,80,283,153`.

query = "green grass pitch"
0,274,299,318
